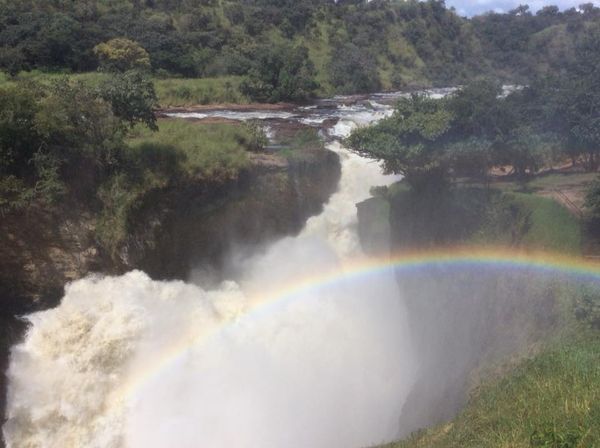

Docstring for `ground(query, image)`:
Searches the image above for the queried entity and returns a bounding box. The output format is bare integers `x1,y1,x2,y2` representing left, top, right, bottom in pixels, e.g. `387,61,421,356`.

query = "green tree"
240,43,318,102
1,78,129,208
347,94,453,190
94,38,151,73
328,43,381,94
347,81,556,189
98,70,158,130
35,79,124,171
0,83,40,178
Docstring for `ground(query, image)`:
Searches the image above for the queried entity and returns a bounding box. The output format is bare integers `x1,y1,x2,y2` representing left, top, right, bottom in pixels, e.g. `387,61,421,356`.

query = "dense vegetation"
384,329,599,448
0,72,264,254
348,21,600,192
1,1,599,99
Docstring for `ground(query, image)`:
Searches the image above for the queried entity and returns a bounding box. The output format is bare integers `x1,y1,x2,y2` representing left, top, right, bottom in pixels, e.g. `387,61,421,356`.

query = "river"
3,89,454,448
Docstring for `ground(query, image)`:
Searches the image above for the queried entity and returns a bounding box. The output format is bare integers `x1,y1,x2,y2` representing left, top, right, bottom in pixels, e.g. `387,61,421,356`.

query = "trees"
328,43,381,94
0,72,158,210
347,81,557,191
94,38,151,73
240,43,318,102
540,24,600,170
98,70,158,130
347,94,453,190
0,84,40,178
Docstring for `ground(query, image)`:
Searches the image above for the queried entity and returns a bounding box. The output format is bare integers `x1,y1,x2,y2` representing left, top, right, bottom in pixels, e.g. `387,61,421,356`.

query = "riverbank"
0,70,435,110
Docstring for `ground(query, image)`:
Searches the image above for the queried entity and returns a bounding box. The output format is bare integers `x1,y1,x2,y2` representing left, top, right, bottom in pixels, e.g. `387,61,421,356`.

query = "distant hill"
0,0,599,95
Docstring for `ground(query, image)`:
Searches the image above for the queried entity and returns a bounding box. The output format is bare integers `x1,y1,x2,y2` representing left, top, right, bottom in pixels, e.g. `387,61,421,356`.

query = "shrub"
574,286,600,330
93,38,151,73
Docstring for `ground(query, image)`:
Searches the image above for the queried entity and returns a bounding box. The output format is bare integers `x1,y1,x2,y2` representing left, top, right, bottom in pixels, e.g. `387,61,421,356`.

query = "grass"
127,119,251,180
0,71,248,107
96,119,252,254
513,193,582,254
153,76,249,107
383,330,600,448
385,182,581,255
491,172,598,195
473,192,582,255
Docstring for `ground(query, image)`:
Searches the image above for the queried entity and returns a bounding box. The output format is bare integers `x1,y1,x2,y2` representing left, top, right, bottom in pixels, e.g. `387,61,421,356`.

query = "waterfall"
4,105,418,448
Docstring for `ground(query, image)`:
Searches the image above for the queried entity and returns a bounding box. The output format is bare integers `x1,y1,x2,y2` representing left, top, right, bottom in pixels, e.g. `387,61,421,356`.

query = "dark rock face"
121,149,341,283
0,150,340,314
356,196,392,256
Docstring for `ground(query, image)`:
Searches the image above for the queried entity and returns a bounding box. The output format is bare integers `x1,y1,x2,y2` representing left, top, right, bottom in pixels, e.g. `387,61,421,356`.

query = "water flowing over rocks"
2,92,420,448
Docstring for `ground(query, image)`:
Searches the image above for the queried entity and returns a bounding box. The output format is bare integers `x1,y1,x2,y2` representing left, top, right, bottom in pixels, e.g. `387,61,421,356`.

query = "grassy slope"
380,188,598,448
514,193,582,254
96,119,251,254
473,192,582,254
386,330,599,448
153,76,249,107
0,71,250,107
127,119,250,180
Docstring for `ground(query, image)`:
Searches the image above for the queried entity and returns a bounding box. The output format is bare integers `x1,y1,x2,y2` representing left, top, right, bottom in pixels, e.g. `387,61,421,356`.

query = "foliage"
347,77,579,191
98,70,158,130
574,285,600,330
126,120,250,181
383,333,600,448
2,0,597,93
0,72,160,212
240,121,268,153
584,177,600,220
93,38,151,73
347,94,453,190
154,76,248,107
34,79,124,169
240,43,318,102
0,82,40,178
348,82,508,189
328,43,380,94
552,24,600,170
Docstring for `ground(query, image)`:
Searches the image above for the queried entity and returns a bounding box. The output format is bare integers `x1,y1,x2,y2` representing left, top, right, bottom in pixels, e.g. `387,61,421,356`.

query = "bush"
574,286,600,330
240,43,318,103
98,70,158,130
584,177,600,221
328,42,381,94
94,38,151,73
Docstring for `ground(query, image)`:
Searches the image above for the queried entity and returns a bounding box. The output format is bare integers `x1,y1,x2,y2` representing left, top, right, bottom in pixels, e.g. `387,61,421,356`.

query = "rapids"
2,89,453,448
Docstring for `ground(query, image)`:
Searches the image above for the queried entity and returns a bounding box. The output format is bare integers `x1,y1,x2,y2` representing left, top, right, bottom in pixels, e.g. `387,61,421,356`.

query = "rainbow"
110,246,600,406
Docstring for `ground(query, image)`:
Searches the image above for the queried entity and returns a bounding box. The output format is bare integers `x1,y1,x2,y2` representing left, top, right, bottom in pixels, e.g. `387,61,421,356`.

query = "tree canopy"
94,38,151,73
1,0,598,94
346,78,574,190
0,71,157,209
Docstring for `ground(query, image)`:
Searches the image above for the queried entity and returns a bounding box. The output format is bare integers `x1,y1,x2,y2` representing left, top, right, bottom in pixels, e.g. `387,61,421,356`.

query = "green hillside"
1,1,599,96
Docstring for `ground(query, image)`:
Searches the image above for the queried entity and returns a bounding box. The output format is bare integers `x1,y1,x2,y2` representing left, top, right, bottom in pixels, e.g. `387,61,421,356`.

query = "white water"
3,111,417,448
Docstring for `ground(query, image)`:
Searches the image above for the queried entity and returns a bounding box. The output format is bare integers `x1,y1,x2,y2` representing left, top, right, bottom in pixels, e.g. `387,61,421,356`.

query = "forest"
1,0,599,96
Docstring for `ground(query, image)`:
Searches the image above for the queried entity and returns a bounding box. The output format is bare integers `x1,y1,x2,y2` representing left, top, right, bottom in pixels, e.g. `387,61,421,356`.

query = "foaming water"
4,107,416,447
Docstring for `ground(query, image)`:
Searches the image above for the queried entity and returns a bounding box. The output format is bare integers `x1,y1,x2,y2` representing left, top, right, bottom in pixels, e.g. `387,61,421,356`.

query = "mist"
4,117,418,448
3,94,565,448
